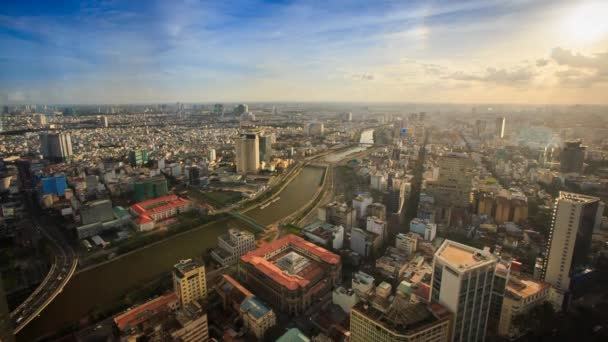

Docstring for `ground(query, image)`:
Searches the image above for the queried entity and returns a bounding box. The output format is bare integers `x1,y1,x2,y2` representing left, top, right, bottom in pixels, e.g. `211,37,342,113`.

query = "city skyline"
1,0,608,105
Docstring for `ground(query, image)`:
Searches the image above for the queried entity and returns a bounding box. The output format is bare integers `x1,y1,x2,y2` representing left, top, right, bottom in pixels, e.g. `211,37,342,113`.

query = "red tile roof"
240,234,340,291
130,195,190,216
113,292,178,331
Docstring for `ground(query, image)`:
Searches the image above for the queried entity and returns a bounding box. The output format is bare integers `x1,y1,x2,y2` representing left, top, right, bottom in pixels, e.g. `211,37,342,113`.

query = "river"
323,128,374,162
18,166,325,341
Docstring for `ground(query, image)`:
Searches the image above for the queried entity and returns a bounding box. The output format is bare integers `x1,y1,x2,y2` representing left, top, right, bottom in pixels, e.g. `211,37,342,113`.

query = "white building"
431,240,497,342
352,271,375,296
366,216,387,244
395,232,418,256
302,220,344,250
353,193,373,219
542,192,604,310
208,148,216,162
409,218,437,241
498,276,550,339
332,287,358,313
236,133,260,174
211,229,256,266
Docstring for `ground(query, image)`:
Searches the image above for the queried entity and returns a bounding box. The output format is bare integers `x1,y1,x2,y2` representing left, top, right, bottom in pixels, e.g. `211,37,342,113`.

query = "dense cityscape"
2,1,608,342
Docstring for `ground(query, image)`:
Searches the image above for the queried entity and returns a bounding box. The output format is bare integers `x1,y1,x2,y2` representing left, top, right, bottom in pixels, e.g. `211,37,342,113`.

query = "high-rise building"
542,192,603,310
0,273,15,342
235,104,249,116
235,133,260,174
34,113,47,126
259,134,273,162
100,115,109,128
475,119,486,137
350,293,452,342
426,153,473,209
431,240,497,342
207,148,216,162
495,117,506,139
306,122,324,136
341,112,352,122
173,259,207,308
213,103,224,116
128,150,148,167
559,141,585,174
497,276,550,339
39,132,73,162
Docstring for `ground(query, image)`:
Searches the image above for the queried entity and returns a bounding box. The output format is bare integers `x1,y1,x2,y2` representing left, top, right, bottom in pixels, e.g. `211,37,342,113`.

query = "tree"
512,301,558,337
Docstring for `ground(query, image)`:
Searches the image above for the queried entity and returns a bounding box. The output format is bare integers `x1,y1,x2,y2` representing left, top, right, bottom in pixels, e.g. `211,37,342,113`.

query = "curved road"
10,220,78,334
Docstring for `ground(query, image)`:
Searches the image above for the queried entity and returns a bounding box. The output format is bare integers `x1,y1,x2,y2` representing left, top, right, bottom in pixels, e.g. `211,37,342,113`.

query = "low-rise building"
350,293,452,342
211,229,255,266
302,220,344,250
352,271,375,297
129,195,191,231
395,232,418,256
239,234,341,316
240,296,277,340
333,286,358,313
409,218,437,241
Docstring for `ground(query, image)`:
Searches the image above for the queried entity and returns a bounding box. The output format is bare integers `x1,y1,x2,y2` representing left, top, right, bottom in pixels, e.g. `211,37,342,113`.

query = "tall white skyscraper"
542,192,603,310
235,133,259,174
431,240,497,342
496,117,506,139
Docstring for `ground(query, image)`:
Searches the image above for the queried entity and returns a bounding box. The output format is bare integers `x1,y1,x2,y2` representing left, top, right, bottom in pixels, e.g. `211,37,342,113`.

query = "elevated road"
10,220,78,334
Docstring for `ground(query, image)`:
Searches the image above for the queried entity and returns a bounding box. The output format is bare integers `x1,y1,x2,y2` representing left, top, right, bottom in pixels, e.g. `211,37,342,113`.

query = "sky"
1,0,608,104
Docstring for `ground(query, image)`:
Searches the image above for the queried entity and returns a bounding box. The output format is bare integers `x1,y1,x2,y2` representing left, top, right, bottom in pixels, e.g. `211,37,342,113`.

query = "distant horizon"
1,0,608,104
5,100,608,108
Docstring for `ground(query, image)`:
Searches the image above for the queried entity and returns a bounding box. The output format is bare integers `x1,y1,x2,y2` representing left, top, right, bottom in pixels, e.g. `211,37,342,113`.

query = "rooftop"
240,234,340,290
240,296,272,320
353,294,451,336
173,259,202,277
277,328,310,342
435,240,496,272
506,276,550,299
558,191,601,204
113,292,178,331
130,195,190,216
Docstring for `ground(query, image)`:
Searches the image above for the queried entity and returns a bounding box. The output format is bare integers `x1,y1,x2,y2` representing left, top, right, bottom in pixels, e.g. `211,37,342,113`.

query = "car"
16,317,24,323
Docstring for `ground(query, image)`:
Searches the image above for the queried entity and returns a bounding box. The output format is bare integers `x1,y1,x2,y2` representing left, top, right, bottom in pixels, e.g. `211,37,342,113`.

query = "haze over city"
2,1,608,342
1,0,608,104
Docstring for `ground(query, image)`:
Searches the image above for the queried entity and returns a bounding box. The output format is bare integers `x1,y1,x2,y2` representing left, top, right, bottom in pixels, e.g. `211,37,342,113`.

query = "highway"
10,219,78,334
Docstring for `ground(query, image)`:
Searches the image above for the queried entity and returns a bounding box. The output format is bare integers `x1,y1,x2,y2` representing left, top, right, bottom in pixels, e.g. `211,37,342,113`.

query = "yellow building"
240,297,277,340
497,276,550,339
173,259,207,308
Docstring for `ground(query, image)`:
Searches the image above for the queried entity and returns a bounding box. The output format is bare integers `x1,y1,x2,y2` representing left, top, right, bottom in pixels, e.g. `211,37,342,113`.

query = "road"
10,218,78,334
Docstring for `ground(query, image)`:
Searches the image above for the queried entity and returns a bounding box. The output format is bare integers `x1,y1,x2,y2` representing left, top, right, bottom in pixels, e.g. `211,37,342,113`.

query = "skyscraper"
559,141,585,174
431,240,497,342
258,134,273,162
0,273,15,342
235,133,259,174
173,259,207,309
39,132,73,162
235,104,248,116
495,117,506,139
542,192,603,310
426,153,473,208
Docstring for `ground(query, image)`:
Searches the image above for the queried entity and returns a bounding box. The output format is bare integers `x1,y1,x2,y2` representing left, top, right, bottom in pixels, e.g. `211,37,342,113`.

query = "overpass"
10,222,78,334
227,211,267,233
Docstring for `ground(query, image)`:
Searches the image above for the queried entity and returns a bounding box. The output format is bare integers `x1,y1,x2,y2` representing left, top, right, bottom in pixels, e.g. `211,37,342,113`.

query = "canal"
323,128,374,162
19,166,325,341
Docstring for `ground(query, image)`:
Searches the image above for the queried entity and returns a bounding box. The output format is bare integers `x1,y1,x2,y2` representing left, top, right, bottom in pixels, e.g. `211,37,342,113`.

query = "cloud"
536,59,549,67
550,47,608,86
444,66,535,86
